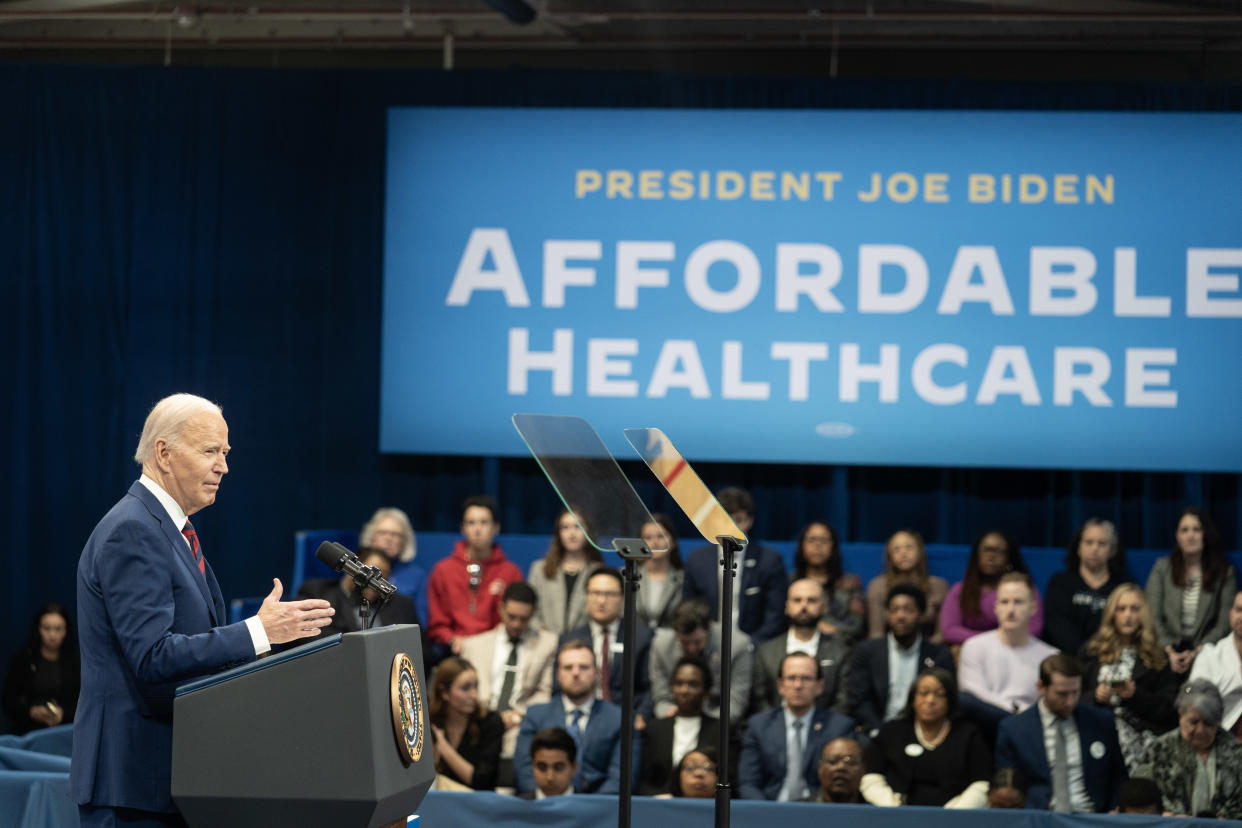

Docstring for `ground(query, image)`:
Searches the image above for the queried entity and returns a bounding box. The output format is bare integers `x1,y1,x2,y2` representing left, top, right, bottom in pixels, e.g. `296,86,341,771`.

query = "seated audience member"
650,599,752,724
297,546,420,634
638,656,725,796
358,506,428,626
861,668,991,808
865,530,948,642
1146,507,1237,672
460,582,557,765
1080,583,1181,771
987,768,1027,809
2,602,79,735
427,495,524,657
1117,777,1163,815
562,567,653,716
848,584,955,737
958,572,1057,741
792,520,865,642
1043,519,1128,655
683,487,788,644
995,654,1127,813
429,656,504,791
528,510,602,636
940,531,1043,646
670,746,719,799
1188,589,1242,739
815,737,867,804
521,727,578,800
1134,679,1242,819
636,514,684,631
752,579,849,715
739,652,855,801
514,640,632,795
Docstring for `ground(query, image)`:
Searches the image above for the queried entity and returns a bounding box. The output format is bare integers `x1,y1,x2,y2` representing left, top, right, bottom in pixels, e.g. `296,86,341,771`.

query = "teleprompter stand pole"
714,534,745,828
612,539,650,828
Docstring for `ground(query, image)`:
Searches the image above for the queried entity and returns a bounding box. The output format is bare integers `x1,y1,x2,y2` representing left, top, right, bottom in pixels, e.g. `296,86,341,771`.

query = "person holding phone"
1080,584,1182,771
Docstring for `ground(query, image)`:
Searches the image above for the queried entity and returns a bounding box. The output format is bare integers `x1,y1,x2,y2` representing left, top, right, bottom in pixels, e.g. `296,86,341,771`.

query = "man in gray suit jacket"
752,579,850,714
650,599,752,724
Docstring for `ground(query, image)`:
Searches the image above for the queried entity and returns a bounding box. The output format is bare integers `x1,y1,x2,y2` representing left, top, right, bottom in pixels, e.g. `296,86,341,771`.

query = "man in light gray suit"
460,582,558,760
650,599,752,724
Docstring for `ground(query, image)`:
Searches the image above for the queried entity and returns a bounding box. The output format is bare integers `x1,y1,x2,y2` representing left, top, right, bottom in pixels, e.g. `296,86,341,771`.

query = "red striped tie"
182,521,206,576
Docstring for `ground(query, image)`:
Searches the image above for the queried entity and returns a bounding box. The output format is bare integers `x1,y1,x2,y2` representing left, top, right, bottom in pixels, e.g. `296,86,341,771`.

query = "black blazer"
561,622,653,717
1079,650,1182,734
846,636,955,735
637,713,727,796
296,577,420,633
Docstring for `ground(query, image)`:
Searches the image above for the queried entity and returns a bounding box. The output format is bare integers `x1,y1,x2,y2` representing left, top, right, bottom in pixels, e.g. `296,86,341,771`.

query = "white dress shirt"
488,628,527,711
1037,700,1093,813
138,475,270,655
672,715,702,768
785,628,820,659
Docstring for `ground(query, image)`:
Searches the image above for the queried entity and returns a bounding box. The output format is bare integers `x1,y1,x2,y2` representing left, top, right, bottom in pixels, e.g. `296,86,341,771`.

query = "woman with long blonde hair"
1081,583,1182,771
865,529,948,641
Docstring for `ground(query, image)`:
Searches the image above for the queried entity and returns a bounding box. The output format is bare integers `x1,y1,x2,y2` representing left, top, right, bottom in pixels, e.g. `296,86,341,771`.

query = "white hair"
360,507,418,563
134,393,223,466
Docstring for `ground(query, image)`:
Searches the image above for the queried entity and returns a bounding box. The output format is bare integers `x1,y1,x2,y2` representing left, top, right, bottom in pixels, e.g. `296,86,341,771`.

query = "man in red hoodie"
427,495,524,659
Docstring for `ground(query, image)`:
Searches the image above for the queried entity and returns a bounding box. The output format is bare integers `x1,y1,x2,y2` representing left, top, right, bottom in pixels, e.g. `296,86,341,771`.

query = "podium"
171,626,434,828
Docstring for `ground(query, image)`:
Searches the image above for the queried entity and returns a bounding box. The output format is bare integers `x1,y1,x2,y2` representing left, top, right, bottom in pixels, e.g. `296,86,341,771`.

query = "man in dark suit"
995,653,1127,813
682,487,788,644
71,394,335,827
638,655,729,795
739,652,856,801
514,639,638,795
561,567,653,717
752,579,850,714
296,546,420,633
847,583,954,736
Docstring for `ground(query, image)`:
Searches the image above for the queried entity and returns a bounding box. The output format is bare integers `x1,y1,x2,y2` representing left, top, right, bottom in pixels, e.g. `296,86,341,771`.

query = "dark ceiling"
1,0,1241,82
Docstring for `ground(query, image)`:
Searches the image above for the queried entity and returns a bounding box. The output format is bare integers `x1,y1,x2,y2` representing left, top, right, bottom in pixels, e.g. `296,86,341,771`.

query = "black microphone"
315,541,398,599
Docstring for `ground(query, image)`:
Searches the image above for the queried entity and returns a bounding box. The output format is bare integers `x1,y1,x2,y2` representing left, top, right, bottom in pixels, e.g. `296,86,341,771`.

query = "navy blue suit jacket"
846,636,955,735
683,541,788,643
513,695,639,795
71,481,256,812
738,706,856,800
994,703,1127,812
560,622,653,717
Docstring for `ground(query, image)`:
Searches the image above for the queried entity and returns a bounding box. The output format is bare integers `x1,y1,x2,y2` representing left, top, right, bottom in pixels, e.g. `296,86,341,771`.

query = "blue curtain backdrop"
2,63,1240,668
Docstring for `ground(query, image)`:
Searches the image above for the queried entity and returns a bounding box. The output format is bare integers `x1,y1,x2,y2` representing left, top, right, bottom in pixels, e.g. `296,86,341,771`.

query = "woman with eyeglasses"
669,746,719,799
428,656,503,791
939,531,1043,646
860,668,991,808
792,520,865,642
358,507,428,626
528,510,603,635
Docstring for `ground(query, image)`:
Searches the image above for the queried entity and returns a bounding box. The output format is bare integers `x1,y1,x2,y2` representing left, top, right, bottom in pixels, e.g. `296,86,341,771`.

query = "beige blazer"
460,624,558,757
527,557,592,635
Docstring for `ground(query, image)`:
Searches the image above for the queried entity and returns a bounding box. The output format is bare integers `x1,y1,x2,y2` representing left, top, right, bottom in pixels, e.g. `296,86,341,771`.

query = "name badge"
745,558,757,568
611,642,625,654
1089,741,1106,759
744,586,761,596
904,744,924,757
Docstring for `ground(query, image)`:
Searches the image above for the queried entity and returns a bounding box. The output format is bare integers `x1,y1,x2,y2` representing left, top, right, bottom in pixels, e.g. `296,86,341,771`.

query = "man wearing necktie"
71,394,336,827
460,582,557,764
995,654,1128,813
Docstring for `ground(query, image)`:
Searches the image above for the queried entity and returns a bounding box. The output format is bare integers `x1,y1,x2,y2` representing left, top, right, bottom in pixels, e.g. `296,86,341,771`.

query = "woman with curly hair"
866,530,948,642
429,656,503,790
1080,583,1182,770
940,530,1043,646
792,520,864,641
